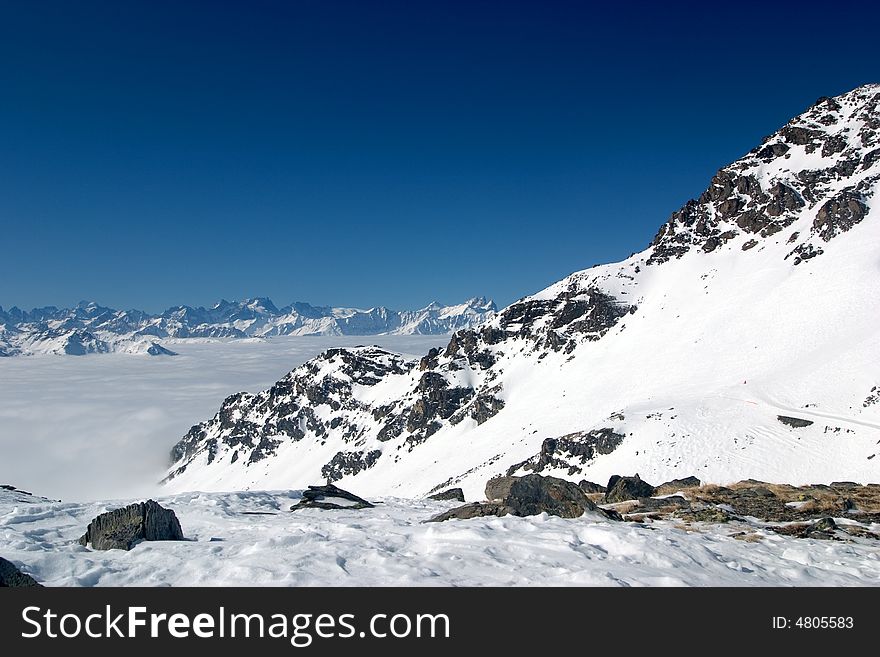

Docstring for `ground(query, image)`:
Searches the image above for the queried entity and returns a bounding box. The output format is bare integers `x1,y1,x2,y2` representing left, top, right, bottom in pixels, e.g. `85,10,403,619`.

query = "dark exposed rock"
813,189,868,241
427,474,617,522
485,474,597,518
578,480,606,494
777,415,814,428
290,484,374,511
0,557,42,587
428,488,466,502
321,449,382,483
426,502,508,522
655,476,701,495
506,429,624,476
79,500,184,550
605,474,656,503
741,239,758,251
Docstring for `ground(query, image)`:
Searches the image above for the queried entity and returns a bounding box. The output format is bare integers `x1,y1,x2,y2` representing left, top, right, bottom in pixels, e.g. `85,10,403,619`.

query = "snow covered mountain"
163,84,880,499
0,297,496,356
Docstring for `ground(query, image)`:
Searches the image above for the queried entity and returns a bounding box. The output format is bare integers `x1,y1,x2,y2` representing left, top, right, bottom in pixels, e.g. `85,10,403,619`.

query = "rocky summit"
163,84,880,502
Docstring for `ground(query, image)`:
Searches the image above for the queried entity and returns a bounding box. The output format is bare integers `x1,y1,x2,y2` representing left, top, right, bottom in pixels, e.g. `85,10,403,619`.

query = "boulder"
578,480,606,494
605,474,656,503
0,557,42,587
426,502,508,522
79,500,184,550
428,474,616,522
290,484,374,511
655,476,701,495
428,488,465,502
485,474,597,518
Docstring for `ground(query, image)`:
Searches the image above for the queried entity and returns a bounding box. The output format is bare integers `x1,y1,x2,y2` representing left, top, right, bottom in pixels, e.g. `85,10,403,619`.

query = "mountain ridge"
162,84,880,499
0,296,497,356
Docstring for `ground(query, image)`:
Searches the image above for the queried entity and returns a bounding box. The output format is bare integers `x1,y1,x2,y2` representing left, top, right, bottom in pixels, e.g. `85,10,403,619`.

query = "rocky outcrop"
428,488,466,502
578,480,606,493
777,415,814,428
0,557,42,587
605,474,656,503
428,474,616,522
79,500,184,550
655,476,701,495
290,484,374,511
507,429,624,476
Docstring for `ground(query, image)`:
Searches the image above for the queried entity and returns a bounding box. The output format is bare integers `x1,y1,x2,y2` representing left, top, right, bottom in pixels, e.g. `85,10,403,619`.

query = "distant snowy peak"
163,84,880,499
0,296,496,356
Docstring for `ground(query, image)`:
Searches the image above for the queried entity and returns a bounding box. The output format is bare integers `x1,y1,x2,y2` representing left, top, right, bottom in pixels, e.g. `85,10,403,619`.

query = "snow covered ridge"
166,84,880,497
0,296,497,356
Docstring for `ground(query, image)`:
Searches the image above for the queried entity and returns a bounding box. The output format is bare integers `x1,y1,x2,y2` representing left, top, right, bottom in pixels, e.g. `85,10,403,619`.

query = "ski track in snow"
2,491,879,587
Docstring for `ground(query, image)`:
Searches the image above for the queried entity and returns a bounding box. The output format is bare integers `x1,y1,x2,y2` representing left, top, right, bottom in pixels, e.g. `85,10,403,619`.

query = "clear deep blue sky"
1,1,877,312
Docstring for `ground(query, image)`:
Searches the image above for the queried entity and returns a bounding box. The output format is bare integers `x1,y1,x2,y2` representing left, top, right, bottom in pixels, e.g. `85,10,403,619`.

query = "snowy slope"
164,84,880,498
0,297,496,356
2,489,878,586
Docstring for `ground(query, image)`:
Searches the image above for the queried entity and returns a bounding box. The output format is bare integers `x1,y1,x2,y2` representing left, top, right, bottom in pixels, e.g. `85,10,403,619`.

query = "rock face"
506,429,625,477
428,474,607,522
428,488,466,502
289,484,375,511
578,480,606,493
605,475,656,503
78,500,184,550
0,557,42,587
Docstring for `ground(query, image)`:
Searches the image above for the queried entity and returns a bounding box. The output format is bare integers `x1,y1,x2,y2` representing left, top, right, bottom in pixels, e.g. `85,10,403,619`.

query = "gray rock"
290,484,374,511
605,474,656,503
485,474,597,518
426,502,508,522
777,415,814,428
428,488,465,502
655,476,701,494
578,480,606,494
427,474,622,522
79,500,184,550
0,557,42,587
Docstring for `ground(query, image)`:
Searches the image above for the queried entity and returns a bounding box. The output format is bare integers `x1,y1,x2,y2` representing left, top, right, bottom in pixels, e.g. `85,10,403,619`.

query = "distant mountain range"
0,297,497,356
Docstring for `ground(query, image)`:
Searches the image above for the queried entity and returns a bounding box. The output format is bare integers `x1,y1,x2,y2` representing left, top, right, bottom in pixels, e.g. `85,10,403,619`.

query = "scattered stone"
79,500,184,550
290,484,375,511
428,488,466,502
777,415,814,428
629,495,692,512
0,557,42,587
605,474,656,503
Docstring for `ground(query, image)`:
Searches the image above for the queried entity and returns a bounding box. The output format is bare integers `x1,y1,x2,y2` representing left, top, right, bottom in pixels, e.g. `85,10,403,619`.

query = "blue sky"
1,1,877,312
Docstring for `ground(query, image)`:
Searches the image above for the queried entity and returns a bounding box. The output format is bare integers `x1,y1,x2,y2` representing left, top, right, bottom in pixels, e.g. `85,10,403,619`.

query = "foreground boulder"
290,484,374,511
428,488,466,502
428,474,617,522
79,500,184,550
0,557,42,587
605,474,656,503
